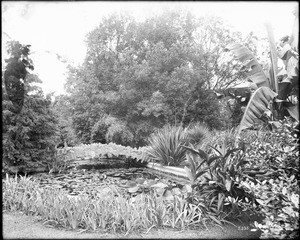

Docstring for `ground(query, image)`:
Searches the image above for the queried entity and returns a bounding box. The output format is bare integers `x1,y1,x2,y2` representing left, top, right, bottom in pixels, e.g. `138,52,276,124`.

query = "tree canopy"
59,11,259,147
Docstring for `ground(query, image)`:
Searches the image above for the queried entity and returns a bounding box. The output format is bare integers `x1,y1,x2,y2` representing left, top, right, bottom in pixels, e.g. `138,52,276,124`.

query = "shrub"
181,143,256,222
96,115,134,147
106,123,134,147
90,118,108,144
145,123,212,166
242,174,299,239
240,117,299,178
196,128,237,155
238,118,299,238
186,122,211,149
144,125,189,166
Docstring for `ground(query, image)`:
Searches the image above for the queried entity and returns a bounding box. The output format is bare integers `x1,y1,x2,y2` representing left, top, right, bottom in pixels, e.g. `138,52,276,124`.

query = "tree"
2,41,58,172
3,41,34,113
63,11,260,147
52,94,79,147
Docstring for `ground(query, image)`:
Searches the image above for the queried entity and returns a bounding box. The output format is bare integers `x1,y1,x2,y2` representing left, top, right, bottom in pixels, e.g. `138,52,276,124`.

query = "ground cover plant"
180,140,259,222
237,117,299,239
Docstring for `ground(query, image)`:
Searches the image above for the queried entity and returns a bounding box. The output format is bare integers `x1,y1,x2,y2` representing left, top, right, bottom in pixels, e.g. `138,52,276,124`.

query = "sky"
2,1,298,95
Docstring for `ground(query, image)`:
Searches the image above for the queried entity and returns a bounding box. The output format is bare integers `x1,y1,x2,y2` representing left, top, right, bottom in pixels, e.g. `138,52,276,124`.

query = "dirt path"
2,211,261,239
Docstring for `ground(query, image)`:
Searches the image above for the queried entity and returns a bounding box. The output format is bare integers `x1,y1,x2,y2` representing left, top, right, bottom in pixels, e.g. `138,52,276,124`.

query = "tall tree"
2,41,58,171
3,41,34,113
64,11,260,147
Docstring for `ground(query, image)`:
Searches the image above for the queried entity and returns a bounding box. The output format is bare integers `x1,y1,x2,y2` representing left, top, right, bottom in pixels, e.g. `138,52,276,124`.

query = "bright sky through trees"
2,1,298,95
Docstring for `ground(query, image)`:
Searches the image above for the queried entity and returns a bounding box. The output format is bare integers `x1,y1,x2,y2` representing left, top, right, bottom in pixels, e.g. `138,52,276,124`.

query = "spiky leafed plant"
186,122,212,149
144,125,189,166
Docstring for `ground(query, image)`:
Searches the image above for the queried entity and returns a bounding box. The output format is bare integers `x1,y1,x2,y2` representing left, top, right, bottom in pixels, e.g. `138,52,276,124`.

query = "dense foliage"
3,41,34,114
2,42,58,172
2,174,219,233
51,94,79,148
144,123,211,166
2,8,298,239
239,118,299,238
180,141,257,222
177,119,299,238
224,8,299,136
58,11,258,147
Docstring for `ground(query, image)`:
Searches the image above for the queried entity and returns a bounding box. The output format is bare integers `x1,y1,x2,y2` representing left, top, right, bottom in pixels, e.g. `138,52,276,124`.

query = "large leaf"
181,145,208,161
225,43,270,88
186,154,196,176
128,185,140,193
194,170,208,181
184,166,194,182
237,87,278,135
286,104,299,121
265,22,279,93
225,178,232,192
290,6,299,53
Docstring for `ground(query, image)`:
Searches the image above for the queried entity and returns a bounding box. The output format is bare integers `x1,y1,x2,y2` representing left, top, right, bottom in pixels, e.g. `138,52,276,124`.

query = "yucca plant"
144,125,189,166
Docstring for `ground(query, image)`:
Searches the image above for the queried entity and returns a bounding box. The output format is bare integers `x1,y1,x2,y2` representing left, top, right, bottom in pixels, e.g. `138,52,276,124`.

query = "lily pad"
155,187,166,196
135,177,145,184
150,182,168,189
163,190,174,201
130,194,143,203
182,184,192,193
128,185,140,193
172,187,182,196
143,179,158,187
126,181,137,188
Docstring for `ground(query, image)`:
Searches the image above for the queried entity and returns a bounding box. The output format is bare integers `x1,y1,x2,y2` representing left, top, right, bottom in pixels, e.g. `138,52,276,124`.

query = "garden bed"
2,163,265,237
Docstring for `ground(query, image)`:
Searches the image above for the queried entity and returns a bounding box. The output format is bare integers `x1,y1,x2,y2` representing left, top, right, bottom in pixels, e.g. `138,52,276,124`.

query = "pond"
32,166,186,199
